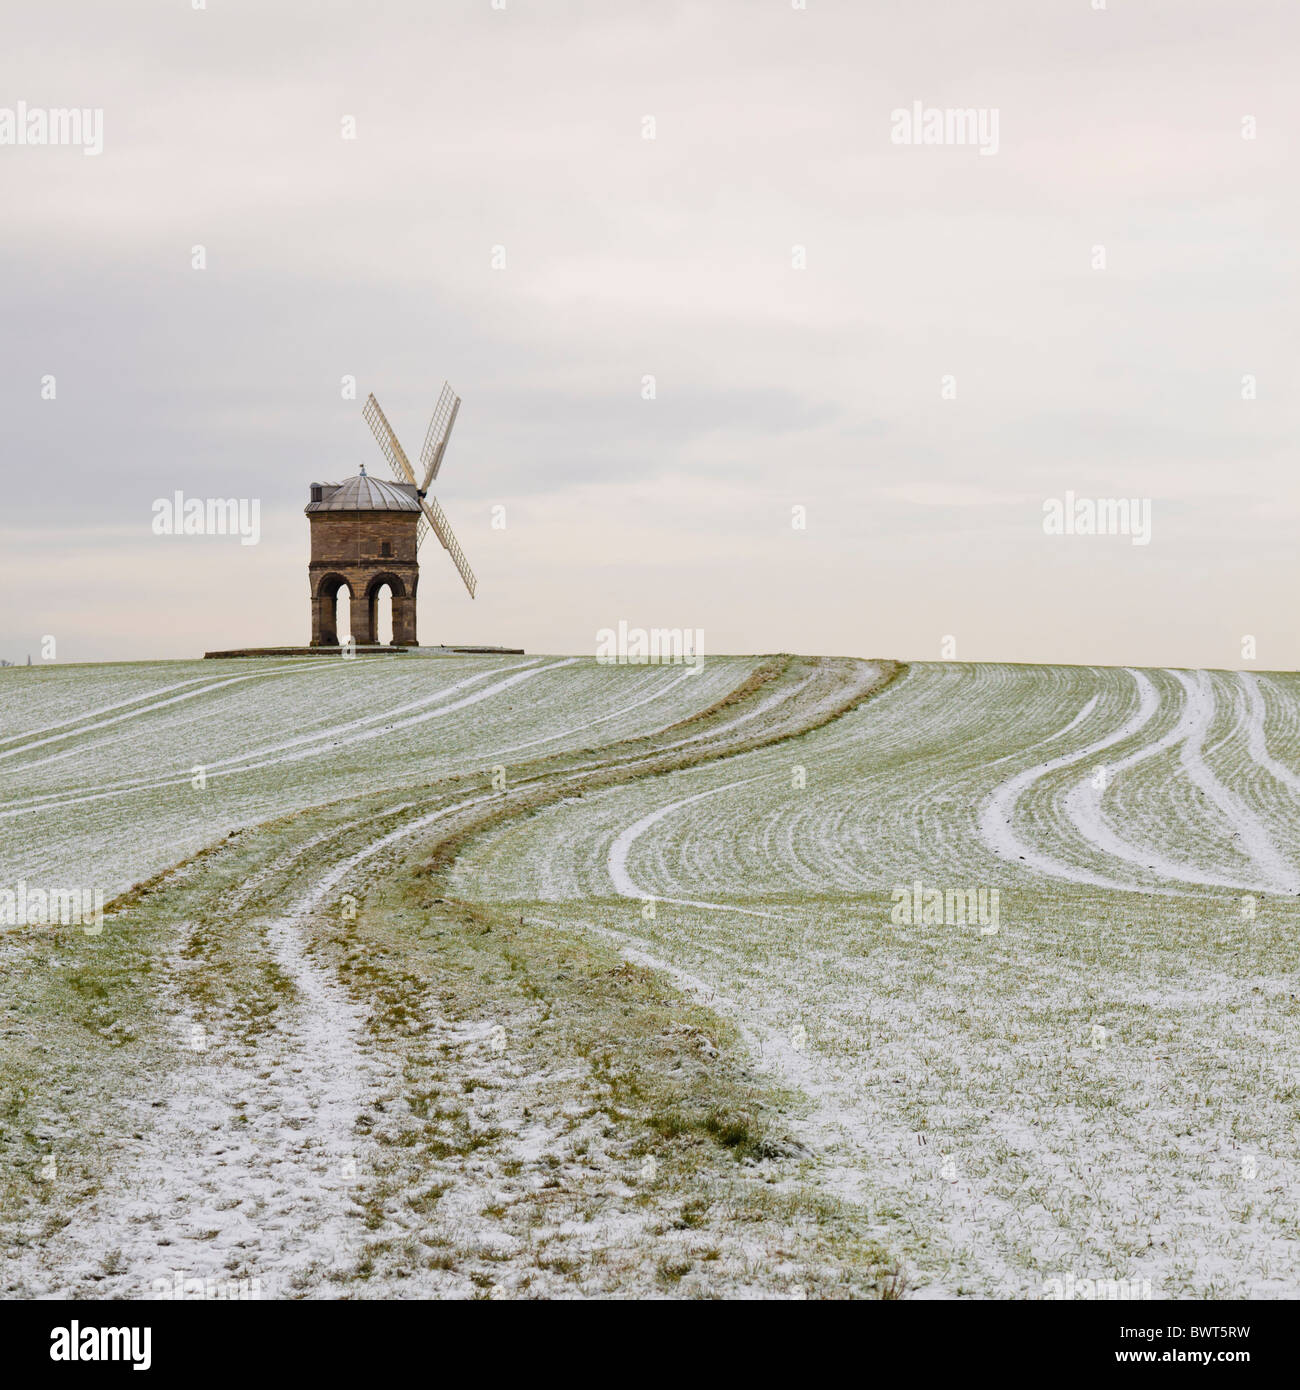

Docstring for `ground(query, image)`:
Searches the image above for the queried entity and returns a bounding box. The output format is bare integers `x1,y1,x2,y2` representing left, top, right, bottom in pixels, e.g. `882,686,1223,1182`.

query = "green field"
2,655,1298,1297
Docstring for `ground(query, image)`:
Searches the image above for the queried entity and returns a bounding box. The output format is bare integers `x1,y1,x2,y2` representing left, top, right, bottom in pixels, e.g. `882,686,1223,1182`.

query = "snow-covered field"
0,654,761,895
451,662,1300,1296
3,655,1298,1298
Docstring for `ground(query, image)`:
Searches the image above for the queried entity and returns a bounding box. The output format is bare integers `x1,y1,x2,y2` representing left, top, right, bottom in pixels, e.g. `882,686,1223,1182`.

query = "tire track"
606,776,792,920
978,669,1300,895
1167,670,1299,894
977,669,1163,891
0,660,567,820
0,658,365,764
1241,672,1300,799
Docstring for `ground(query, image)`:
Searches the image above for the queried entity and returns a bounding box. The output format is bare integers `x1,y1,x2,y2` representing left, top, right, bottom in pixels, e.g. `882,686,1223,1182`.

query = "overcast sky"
1,0,1296,668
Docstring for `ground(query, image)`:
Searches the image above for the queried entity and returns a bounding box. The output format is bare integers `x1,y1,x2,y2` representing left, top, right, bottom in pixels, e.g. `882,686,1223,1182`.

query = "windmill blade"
419,494,476,598
362,393,419,488
419,383,461,492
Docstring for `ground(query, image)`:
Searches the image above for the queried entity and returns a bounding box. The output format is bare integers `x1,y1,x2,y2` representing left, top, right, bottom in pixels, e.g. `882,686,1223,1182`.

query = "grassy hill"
2,654,1298,1297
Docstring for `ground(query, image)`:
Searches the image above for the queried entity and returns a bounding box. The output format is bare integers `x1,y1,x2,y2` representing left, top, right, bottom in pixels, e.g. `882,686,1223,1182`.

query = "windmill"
362,384,476,598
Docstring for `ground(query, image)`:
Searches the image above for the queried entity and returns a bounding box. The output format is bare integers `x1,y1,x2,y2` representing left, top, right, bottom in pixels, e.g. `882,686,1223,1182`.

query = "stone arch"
364,571,407,602
306,501,421,647
312,572,351,646
365,572,413,647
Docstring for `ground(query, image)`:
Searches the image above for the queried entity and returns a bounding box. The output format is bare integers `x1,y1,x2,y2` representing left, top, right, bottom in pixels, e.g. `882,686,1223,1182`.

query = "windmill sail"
419,383,461,491
419,494,476,598
363,386,477,598
362,394,419,489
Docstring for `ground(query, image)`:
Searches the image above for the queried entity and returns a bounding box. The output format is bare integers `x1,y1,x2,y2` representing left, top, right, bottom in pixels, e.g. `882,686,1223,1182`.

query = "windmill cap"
306,471,422,513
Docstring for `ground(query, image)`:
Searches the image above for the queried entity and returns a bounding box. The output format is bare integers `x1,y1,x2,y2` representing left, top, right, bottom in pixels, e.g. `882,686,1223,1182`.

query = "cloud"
2,0,1297,667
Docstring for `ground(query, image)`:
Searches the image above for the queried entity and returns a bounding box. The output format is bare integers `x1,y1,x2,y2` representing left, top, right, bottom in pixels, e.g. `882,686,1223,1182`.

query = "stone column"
310,592,334,646
349,589,373,646
392,592,418,646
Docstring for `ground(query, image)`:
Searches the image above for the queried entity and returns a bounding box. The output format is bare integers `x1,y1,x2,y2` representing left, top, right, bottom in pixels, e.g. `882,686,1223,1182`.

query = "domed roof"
306,468,422,513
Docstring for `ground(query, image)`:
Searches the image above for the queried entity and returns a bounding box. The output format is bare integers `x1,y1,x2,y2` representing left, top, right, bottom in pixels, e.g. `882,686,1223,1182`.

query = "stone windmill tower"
306,384,476,647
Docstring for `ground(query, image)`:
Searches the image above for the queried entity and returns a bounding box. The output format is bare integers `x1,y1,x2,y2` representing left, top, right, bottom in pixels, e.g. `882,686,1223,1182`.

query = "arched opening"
314,574,353,647
335,583,352,644
371,583,393,646
366,573,406,647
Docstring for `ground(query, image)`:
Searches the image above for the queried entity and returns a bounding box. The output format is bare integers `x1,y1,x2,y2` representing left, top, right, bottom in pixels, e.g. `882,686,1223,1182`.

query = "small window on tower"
381,541,392,557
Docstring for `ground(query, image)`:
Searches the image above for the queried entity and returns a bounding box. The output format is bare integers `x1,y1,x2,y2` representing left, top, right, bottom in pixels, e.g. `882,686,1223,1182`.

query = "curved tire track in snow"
977,669,1163,891
0,658,372,764
979,669,1300,896
0,660,568,819
1166,671,1299,894
606,777,793,920
1241,672,1300,800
